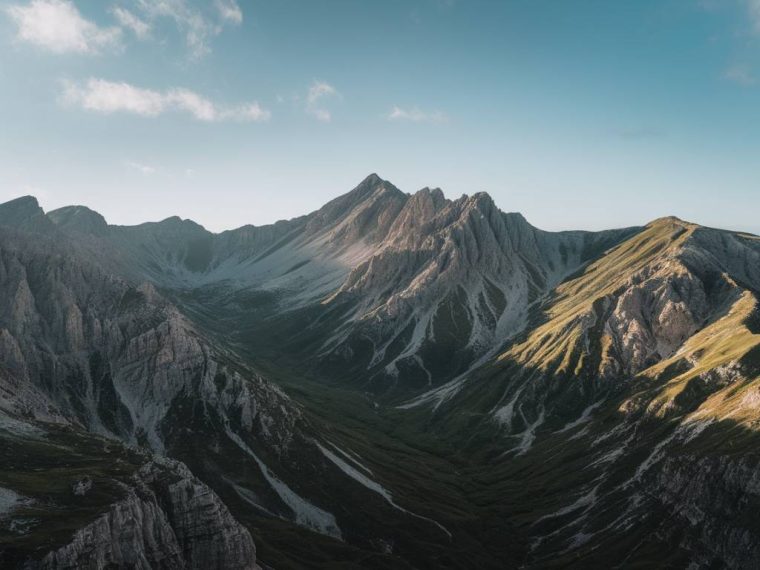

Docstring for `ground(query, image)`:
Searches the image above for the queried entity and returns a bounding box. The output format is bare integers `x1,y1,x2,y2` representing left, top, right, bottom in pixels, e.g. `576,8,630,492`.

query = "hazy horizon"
4,174,759,237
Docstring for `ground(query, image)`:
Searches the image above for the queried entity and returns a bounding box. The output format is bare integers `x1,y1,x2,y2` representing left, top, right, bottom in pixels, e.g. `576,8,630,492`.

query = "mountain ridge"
2,175,760,569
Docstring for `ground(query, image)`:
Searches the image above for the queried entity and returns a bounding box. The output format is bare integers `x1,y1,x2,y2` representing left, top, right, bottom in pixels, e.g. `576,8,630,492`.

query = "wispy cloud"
724,63,756,86
387,106,448,124
215,0,242,24
2,0,243,58
306,80,340,122
132,0,243,58
62,78,271,122
112,6,150,39
125,160,156,175
4,0,121,54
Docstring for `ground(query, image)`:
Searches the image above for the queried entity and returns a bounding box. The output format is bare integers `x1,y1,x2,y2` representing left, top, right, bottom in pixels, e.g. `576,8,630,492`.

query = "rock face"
317,189,633,391
0,222,297,454
648,454,760,569
38,458,258,570
0,184,475,568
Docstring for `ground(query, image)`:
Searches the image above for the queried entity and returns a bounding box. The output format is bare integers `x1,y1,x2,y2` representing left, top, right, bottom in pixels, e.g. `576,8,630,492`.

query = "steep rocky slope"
405,216,760,568
0,195,483,569
0,420,258,570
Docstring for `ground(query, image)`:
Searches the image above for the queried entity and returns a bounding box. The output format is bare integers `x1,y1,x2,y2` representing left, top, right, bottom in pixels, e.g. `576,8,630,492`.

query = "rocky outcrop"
38,458,258,570
647,453,760,568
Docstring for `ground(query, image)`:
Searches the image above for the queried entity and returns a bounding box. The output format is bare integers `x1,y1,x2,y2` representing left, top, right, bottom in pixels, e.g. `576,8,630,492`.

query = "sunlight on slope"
499,218,695,374
634,290,760,421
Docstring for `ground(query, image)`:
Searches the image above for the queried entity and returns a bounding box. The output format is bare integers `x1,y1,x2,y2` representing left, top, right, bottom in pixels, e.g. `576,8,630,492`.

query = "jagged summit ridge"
3,175,640,392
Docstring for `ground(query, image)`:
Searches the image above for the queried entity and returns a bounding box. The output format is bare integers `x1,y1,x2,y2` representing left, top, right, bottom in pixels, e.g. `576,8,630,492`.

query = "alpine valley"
1,173,760,569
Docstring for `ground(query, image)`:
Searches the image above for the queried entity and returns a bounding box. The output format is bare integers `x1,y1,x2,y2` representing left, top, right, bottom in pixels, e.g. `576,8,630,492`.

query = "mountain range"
1,174,759,569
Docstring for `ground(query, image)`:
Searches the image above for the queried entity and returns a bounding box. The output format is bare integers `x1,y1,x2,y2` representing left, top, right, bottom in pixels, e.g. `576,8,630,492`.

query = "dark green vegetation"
0,425,146,567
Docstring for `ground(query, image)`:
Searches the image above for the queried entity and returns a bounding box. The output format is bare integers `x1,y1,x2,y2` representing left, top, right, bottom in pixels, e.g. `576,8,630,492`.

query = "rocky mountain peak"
303,174,407,244
461,191,498,215
0,195,49,230
47,205,108,236
153,216,208,232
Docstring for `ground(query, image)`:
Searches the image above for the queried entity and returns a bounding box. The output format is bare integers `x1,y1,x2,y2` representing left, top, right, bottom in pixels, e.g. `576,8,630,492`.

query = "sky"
1,0,760,234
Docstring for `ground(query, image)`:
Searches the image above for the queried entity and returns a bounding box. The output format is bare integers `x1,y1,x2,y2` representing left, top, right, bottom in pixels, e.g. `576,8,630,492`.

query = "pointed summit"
308,174,406,229
344,173,404,203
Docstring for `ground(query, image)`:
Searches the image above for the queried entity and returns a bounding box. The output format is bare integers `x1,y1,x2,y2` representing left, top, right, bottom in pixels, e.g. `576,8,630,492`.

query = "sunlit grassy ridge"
635,290,760,421
499,217,696,375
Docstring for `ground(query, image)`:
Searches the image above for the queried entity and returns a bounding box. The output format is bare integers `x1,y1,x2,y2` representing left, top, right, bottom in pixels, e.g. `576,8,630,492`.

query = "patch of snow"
556,402,602,434
590,445,626,467
590,422,629,448
316,441,451,539
226,429,342,539
515,407,545,455
535,486,598,523
493,385,526,429
618,433,677,490
325,441,374,475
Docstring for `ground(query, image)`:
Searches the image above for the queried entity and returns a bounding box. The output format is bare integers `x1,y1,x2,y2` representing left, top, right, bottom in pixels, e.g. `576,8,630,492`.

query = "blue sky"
1,0,759,233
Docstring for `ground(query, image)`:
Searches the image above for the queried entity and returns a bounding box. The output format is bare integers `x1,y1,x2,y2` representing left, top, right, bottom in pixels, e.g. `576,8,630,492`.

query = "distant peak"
0,195,47,228
48,205,108,236
158,216,206,230
1,195,40,210
647,215,692,228
338,173,404,205
465,191,497,212
361,173,383,185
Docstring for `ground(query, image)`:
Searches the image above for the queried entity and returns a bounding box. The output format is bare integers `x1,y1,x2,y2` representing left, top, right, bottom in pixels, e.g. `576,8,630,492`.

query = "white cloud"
63,78,164,115
133,0,241,58
125,160,156,175
4,0,121,54
387,106,448,124
724,63,756,86
62,78,271,122
307,81,338,105
306,80,339,122
215,0,242,24
4,0,244,58
112,7,150,39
